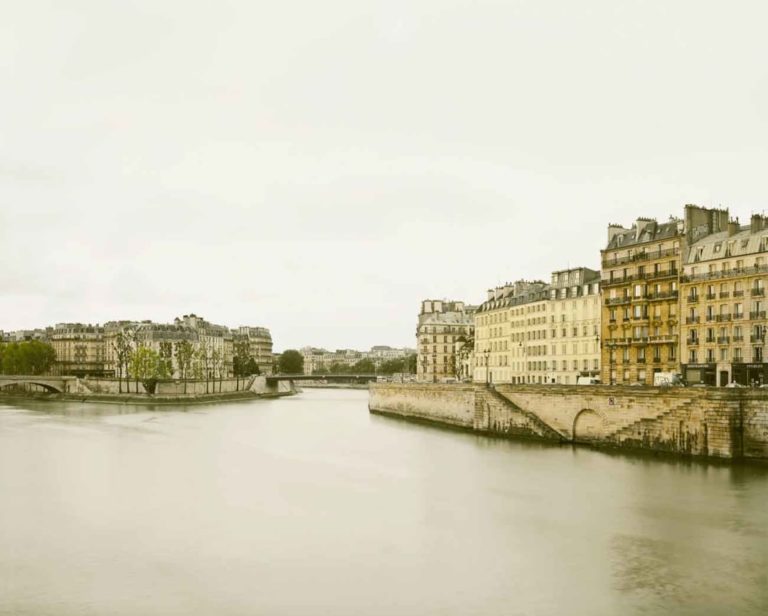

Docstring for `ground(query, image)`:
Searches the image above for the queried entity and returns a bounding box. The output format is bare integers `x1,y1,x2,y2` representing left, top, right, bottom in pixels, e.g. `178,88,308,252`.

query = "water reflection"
0,390,767,616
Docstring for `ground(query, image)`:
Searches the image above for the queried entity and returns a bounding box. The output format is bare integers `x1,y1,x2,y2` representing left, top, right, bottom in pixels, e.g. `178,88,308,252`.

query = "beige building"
474,272,600,385
417,300,475,382
232,326,274,375
473,281,549,384
548,268,601,384
600,217,684,385
681,210,768,386
50,323,107,376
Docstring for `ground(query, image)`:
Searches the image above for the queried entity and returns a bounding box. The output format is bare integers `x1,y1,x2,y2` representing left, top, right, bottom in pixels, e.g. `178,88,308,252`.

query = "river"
1,389,767,615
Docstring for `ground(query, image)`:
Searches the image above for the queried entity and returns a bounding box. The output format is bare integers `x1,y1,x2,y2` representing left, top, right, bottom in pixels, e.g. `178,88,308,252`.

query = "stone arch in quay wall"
572,408,606,443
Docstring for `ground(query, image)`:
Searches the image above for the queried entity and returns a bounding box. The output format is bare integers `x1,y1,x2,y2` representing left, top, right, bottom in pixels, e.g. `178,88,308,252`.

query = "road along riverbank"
369,383,768,461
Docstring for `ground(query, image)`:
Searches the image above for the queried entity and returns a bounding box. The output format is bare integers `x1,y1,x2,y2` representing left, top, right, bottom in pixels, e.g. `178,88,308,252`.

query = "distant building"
416,300,475,382
49,323,107,376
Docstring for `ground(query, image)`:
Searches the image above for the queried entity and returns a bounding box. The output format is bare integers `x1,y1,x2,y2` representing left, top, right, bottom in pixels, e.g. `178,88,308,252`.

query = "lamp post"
484,349,490,386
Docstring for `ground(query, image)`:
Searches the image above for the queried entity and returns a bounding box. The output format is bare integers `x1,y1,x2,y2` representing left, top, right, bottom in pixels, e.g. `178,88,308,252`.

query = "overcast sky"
2,0,768,351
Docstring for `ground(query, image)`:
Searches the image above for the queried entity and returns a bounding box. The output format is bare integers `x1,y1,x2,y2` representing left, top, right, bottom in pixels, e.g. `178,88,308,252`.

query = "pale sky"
2,0,768,351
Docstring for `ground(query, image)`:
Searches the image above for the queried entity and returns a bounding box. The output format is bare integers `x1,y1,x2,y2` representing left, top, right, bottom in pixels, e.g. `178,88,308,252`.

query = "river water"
1,389,767,616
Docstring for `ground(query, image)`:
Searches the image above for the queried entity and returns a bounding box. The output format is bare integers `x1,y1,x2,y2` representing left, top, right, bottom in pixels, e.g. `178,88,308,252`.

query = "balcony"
705,337,716,344
715,314,732,322
647,291,679,301
717,336,730,344
705,315,716,322
685,316,700,324
653,356,661,363
604,296,631,305
687,338,699,346
733,312,744,320
637,358,646,364
719,292,731,299
705,293,717,300
749,311,767,319
648,335,676,343
733,335,744,343
686,295,699,303
752,288,765,297
751,335,765,343
734,290,745,297
601,248,679,268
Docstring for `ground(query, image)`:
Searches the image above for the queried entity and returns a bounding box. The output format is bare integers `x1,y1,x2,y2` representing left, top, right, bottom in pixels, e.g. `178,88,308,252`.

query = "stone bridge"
0,375,76,394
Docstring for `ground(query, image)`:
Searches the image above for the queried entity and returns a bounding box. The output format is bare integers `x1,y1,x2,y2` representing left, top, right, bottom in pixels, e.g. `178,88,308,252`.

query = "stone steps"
604,398,694,439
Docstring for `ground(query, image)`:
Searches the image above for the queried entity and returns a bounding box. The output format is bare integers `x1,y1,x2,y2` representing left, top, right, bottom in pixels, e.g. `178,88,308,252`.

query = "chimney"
728,219,740,236
487,289,494,301
751,214,762,233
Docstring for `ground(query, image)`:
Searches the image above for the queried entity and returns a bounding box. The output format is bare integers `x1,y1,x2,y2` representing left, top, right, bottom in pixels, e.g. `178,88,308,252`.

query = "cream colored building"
473,272,599,385
548,268,601,384
50,323,107,376
681,211,768,386
232,326,274,375
473,281,549,384
417,300,475,382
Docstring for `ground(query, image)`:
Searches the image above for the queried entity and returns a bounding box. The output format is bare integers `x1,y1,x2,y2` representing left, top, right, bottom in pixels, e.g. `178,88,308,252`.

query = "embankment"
369,383,768,461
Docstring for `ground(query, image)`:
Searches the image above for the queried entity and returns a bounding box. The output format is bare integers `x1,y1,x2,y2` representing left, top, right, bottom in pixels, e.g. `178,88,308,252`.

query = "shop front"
731,363,768,387
682,363,717,386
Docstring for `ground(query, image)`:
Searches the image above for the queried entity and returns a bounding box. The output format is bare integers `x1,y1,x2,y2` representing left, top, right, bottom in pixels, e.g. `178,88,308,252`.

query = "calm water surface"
1,389,767,615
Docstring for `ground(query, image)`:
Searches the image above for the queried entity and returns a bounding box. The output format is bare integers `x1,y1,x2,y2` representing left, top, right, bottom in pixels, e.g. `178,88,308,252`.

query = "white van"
653,372,685,387
577,377,601,385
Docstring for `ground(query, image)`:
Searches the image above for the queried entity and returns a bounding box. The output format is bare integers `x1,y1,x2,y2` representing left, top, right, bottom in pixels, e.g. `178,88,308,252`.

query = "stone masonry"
369,383,768,460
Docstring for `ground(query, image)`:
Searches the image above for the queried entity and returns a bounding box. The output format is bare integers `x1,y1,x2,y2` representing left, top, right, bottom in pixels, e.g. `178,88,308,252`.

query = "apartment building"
49,323,107,376
417,300,475,382
548,268,601,384
600,217,684,385
681,211,768,386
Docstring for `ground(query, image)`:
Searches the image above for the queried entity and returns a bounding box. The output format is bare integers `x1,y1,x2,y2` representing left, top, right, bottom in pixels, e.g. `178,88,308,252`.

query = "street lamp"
484,349,490,386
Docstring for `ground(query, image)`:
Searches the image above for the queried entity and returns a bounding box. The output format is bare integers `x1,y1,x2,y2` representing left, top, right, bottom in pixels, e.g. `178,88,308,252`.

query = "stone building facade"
600,217,684,385
233,326,274,375
49,323,108,376
548,268,601,384
474,271,600,385
417,300,475,382
681,210,768,386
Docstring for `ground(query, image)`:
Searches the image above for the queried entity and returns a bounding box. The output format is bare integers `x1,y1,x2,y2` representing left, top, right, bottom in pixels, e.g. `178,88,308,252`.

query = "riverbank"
369,383,768,461
299,383,370,390
0,388,296,406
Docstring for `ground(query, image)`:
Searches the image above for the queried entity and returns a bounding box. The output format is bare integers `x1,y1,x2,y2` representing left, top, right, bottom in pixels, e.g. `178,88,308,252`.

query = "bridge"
266,374,379,385
0,375,75,394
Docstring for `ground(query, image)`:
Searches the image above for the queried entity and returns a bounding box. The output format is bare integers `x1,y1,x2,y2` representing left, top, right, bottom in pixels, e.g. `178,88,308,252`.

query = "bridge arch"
572,408,607,443
0,380,64,394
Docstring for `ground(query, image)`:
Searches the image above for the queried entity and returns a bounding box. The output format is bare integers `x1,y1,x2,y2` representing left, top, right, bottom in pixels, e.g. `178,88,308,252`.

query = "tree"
233,341,251,391
245,357,260,376
112,332,133,394
197,344,211,393
278,350,304,374
352,358,376,374
0,341,56,375
129,346,161,394
174,340,194,394
158,341,173,380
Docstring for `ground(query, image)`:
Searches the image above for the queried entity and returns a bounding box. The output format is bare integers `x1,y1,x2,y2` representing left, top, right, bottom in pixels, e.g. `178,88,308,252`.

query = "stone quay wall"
369,383,768,461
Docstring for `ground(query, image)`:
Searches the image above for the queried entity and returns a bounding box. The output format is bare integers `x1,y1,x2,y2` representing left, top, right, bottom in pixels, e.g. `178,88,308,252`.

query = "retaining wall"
369,383,768,461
